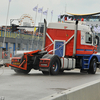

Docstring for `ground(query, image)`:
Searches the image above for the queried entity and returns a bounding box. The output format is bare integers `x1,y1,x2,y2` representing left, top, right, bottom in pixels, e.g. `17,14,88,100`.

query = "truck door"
54,41,64,57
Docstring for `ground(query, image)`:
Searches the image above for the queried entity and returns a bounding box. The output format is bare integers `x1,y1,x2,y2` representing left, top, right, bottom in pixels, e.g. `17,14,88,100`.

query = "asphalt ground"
0,67,100,100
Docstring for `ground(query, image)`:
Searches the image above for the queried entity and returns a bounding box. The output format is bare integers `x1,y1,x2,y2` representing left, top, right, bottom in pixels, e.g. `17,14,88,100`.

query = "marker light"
81,18,84,21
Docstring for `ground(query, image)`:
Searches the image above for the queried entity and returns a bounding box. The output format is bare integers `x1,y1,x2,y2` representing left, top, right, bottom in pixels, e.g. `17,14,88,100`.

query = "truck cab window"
85,32,92,44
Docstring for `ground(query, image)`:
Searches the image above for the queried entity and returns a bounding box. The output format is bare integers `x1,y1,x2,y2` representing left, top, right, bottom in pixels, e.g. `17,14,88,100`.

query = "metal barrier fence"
2,51,13,59
0,30,43,40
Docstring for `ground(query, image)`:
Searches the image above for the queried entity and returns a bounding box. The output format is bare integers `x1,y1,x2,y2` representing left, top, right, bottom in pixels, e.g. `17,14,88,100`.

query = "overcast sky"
0,0,100,26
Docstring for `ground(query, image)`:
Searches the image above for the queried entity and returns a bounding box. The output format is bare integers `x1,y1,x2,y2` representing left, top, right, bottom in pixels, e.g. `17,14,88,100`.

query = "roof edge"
66,12,100,16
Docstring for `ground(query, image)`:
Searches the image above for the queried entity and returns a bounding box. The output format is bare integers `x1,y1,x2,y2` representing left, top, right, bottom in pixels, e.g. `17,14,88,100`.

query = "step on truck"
5,19,100,75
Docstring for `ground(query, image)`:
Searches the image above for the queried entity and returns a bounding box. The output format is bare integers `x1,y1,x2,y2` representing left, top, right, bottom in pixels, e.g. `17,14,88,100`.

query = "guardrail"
40,79,100,100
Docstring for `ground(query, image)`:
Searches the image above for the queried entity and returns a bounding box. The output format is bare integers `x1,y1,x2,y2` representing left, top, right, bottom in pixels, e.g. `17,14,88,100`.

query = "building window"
18,44,20,50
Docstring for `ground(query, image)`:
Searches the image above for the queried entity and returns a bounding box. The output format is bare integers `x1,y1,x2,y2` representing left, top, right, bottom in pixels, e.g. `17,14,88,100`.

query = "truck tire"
42,71,49,75
80,69,87,73
50,56,60,75
59,69,64,73
88,58,97,74
14,66,31,74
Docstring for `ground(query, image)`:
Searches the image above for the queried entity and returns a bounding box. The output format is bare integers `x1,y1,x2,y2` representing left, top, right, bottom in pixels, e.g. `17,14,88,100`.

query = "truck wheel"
80,69,87,73
42,71,49,75
14,66,31,74
88,58,97,74
50,56,60,75
59,69,64,73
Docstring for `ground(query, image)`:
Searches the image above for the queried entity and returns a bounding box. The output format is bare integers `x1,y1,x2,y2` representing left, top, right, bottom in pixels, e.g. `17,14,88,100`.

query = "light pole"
3,0,11,48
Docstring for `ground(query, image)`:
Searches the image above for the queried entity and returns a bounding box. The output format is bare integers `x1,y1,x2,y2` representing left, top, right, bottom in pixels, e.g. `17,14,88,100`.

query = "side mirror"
94,36,99,45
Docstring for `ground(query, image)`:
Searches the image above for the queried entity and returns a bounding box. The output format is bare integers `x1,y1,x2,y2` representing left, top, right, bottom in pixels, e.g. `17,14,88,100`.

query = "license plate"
12,62,20,65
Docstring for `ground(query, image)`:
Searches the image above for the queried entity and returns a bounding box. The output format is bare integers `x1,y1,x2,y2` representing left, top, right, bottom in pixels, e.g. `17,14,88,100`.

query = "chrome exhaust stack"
73,20,78,57
42,19,47,50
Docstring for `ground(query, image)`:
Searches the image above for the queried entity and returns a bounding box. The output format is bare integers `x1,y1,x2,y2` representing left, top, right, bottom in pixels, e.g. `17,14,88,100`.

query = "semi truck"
5,19,100,75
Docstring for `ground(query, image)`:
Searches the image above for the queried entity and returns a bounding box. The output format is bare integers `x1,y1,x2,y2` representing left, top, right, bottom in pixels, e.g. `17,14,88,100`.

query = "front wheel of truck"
88,58,97,74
